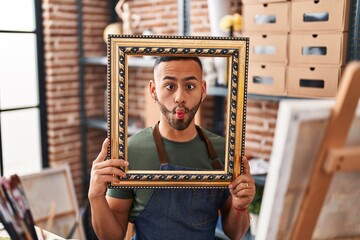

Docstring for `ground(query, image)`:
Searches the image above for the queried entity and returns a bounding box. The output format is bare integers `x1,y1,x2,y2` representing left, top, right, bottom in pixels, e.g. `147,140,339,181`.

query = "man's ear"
201,80,207,101
149,80,156,100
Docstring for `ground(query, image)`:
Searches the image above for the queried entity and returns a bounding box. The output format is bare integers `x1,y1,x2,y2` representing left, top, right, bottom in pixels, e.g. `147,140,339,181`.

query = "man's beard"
154,95,202,130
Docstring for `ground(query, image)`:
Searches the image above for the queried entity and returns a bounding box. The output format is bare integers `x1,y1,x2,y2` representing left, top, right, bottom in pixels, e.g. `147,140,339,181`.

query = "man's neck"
158,120,197,142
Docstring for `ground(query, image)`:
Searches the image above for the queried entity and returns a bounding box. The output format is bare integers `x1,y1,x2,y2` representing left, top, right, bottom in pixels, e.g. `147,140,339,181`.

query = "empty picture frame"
107,35,249,188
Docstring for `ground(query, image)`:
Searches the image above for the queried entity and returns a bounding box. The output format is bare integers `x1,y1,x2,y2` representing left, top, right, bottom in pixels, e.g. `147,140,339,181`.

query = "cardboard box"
291,0,350,32
289,32,347,66
287,65,342,98
248,63,287,95
242,0,288,4
244,32,288,63
242,2,290,32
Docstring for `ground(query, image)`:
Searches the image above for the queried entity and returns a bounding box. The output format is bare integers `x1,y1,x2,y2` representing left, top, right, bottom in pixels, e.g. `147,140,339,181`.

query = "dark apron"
133,123,227,240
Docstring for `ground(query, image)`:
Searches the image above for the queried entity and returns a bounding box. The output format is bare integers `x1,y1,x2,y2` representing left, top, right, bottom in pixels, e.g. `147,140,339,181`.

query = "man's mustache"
172,104,189,114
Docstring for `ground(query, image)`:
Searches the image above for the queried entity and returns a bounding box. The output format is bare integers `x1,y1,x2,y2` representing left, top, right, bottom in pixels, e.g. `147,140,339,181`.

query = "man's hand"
228,157,255,210
88,138,128,200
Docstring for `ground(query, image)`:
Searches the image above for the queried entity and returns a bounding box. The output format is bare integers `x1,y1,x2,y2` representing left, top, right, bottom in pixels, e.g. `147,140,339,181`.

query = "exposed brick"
43,0,279,207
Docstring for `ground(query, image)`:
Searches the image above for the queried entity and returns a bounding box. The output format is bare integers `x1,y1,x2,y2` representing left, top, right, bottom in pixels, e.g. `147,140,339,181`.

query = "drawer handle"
253,76,274,85
300,79,324,89
254,45,276,55
255,15,276,24
302,46,327,56
303,12,329,22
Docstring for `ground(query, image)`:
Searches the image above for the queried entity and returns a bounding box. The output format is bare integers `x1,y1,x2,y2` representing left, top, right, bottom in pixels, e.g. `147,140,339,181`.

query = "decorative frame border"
107,35,249,188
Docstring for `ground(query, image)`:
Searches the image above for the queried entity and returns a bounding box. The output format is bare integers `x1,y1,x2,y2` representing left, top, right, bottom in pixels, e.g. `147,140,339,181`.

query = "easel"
291,62,360,239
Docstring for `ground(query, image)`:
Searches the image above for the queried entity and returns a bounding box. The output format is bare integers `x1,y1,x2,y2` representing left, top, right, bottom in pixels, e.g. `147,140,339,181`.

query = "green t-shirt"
107,126,226,222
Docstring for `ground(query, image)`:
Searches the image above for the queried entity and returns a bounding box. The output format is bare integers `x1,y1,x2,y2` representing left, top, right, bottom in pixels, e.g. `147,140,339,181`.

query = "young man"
88,57,255,240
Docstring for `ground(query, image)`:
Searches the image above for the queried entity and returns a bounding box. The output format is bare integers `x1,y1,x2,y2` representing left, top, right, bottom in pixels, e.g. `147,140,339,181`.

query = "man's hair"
153,56,203,71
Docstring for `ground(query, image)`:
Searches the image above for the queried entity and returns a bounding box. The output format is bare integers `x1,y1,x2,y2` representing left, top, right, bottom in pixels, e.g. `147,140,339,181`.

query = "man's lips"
175,109,185,119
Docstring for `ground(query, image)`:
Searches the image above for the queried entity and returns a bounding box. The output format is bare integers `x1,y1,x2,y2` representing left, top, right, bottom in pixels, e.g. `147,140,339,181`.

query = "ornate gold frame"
107,35,248,188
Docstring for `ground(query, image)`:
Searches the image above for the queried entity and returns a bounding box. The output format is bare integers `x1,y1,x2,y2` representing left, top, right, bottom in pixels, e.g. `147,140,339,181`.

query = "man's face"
152,59,206,130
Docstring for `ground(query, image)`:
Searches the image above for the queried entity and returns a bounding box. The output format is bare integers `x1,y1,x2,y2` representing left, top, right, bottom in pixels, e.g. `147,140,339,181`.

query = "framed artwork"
107,35,249,188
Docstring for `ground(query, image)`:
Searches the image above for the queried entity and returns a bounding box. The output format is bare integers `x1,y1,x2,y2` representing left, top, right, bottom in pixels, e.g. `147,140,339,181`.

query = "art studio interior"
0,0,359,239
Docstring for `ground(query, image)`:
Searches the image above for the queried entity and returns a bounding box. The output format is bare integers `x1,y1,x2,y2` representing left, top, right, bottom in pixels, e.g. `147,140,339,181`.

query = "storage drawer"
287,65,342,98
242,2,290,32
245,32,288,63
248,63,287,95
289,32,347,65
291,0,349,32
242,0,288,4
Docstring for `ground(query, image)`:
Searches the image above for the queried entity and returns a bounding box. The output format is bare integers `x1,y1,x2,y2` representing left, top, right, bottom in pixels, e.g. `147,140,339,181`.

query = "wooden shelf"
207,86,227,96
82,56,155,67
248,93,304,101
86,117,142,135
81,58,297,101
86,117,107,130
128,57,156,67
82,56,107,65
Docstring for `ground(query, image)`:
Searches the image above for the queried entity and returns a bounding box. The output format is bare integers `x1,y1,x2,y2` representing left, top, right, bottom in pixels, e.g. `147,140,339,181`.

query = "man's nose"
175,88,186,104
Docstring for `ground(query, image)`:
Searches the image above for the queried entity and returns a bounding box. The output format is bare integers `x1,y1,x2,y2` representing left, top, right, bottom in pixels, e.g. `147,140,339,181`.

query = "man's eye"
165,84,175,90
186,84,195,90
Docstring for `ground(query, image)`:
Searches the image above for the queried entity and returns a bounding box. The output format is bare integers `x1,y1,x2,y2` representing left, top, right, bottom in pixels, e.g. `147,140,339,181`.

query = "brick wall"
43,0,279,204
43,0,109,203
246,99,278,159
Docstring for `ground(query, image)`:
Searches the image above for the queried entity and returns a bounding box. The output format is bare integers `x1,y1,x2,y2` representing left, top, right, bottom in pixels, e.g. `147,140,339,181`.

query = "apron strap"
195,126,223,170
152,122,222,170
152,122,169,165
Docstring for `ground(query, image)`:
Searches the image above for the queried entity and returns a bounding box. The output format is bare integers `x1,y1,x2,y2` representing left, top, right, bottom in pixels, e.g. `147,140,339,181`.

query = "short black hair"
153,56,203,71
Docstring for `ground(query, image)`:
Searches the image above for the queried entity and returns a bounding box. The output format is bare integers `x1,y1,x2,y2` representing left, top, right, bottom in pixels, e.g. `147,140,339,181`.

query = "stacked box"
288,0,350,98
242,0,350,98
242,1,290,96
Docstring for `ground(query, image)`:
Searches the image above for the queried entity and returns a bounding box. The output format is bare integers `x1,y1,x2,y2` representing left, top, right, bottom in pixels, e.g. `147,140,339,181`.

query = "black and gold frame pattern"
107,35,248,188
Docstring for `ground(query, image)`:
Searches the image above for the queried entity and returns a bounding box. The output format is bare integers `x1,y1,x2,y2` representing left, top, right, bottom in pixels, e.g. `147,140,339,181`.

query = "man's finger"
94,138,110,163
242,156,251,175
107,159,129,168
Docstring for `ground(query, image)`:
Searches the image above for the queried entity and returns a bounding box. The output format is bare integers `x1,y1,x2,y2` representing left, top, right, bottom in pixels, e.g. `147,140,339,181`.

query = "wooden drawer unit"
287,65,342,98
289,32,347,65
243,2,290,32
291,0,350,32
245,32,288,63
248,63,287,95
242,0,288,3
